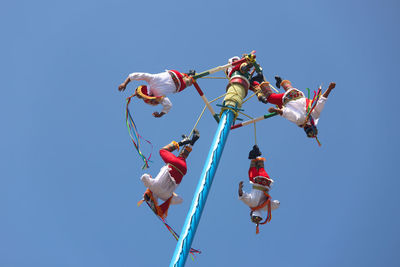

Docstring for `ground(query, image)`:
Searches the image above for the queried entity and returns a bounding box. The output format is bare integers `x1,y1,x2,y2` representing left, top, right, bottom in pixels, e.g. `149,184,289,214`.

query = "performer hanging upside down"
139,130,200,219
118,69,195,118
256,76,336,139
238,145,280,234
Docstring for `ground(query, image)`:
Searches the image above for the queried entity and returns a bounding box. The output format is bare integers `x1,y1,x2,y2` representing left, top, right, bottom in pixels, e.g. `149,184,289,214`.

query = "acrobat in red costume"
118,69,195,118
257,77,336,138
238,145,280,234
139,130,200,219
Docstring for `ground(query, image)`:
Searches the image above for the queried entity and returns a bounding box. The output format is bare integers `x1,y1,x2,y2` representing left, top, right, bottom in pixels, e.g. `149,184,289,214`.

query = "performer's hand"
184,77,193,87
152,111,165,118
238,181,244,197
269,107,283,115
118,83,126,92
322,82,336,98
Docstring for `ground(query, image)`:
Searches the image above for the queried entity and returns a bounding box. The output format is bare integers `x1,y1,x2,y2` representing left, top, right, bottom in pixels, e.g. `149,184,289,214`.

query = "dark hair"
304,124,318,138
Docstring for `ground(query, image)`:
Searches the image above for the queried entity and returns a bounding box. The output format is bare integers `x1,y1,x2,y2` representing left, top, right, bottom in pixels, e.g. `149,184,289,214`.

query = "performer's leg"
267,93,285,108
249,145,262,179
161,141,179,152
178,145,192,161
248,160,259,179
160,147,187,168
159,148,187,184
257,82,273,103
256,158,268,176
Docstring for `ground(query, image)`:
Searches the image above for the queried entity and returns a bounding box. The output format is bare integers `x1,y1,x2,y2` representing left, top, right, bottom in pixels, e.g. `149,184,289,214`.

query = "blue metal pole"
169,109,235,267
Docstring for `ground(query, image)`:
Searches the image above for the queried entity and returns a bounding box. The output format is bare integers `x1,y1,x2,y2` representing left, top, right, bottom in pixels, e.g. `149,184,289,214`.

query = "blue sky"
1,0,399,266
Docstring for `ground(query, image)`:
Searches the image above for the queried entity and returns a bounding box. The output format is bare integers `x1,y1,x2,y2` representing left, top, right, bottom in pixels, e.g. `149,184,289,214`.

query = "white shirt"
128,71,177,96
141,165,183,205
160,97,172,114
239,188,280,211
282,95,327,126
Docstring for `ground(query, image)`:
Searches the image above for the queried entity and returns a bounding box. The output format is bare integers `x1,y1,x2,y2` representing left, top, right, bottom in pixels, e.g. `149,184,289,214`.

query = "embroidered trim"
283,89,304,105
251,176,273,188
168,71,181,92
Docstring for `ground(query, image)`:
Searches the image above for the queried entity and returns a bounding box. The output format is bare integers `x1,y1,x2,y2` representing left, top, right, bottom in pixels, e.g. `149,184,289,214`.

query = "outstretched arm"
118,77,131,92
268,107,283,115
152,97,172,118
119,72,154,92
239,186,259,207
322,82,336,98
238,181,244,197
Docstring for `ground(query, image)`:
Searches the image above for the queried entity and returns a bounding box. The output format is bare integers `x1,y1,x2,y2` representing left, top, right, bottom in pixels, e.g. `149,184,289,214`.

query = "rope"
237,111,258,145
269,83,279,93
238,111,253,120
221,83,245,118
188,106,206,138
242,88,260,104
190,60,270,145
220,105,240,119
254,122,257,145
188,92,228,137
209,93,227,104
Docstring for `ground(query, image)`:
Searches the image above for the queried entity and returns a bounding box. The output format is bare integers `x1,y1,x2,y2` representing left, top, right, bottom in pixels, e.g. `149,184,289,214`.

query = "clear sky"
1,0,399,266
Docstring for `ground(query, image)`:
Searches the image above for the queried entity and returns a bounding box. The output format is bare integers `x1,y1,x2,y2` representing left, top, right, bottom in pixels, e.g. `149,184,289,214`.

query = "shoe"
275,76,282,88
248,145,262,159
250,73,264,84
187,70,196,76
190,129,200,145
178,135,191,146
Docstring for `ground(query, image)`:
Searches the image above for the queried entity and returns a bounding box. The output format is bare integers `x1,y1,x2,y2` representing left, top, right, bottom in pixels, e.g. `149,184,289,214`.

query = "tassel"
158,197,173,219
315,136,322,146
137,199,144,207
125,94,153,169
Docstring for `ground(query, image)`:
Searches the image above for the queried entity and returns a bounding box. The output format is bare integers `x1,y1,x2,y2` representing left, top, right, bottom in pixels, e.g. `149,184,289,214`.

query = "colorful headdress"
135,85,164,105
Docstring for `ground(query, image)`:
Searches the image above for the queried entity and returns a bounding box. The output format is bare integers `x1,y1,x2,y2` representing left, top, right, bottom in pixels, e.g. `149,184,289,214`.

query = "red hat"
135,85,164,105
169,70,187,92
